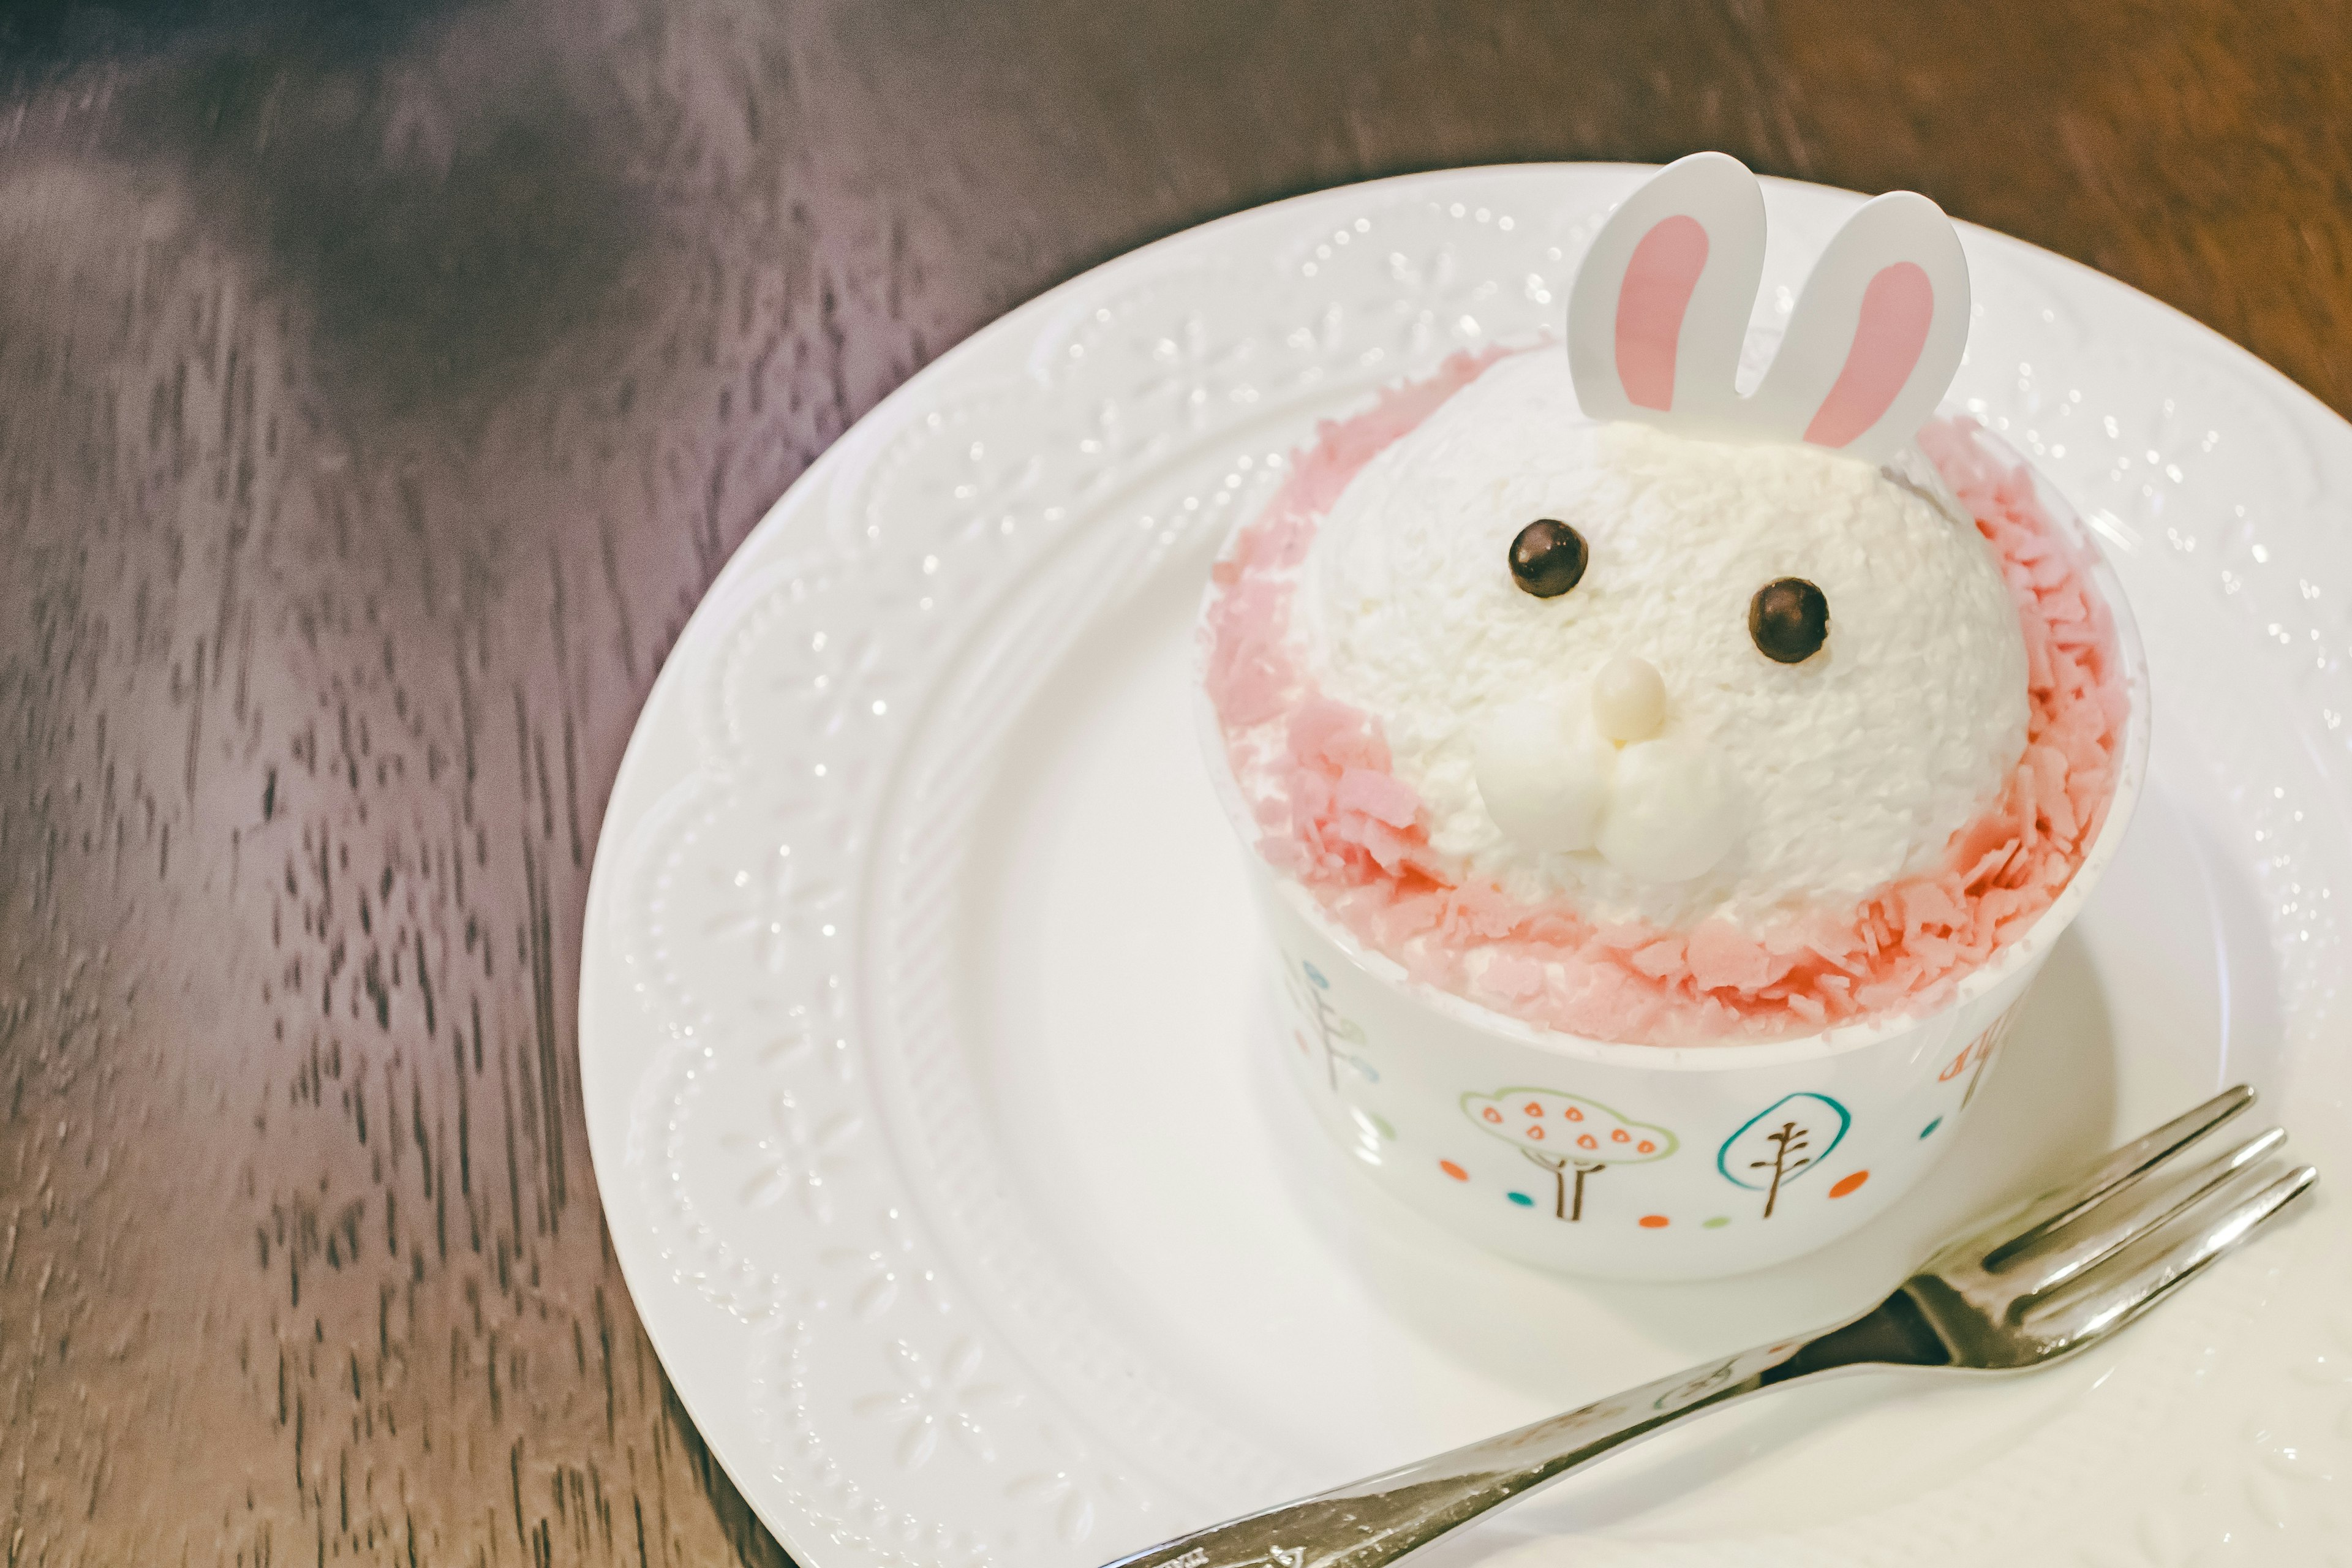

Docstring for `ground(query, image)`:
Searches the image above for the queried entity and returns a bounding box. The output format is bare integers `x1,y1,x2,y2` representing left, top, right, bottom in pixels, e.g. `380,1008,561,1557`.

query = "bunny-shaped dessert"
1198,156,2139,1250
1291,154,2027,932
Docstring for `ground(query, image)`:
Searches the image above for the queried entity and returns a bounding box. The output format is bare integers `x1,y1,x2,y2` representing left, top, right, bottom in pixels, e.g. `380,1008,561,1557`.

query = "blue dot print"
1304,962,1329,990
1920,1117,1943,1139
1506,1191,1535,1207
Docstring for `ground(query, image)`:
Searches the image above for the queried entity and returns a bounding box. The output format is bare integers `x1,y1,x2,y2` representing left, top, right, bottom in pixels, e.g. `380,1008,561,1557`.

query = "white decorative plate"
579,165,2352,1568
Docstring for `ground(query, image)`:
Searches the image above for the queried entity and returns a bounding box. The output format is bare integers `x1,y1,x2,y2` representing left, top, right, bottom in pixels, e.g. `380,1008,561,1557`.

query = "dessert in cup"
1199,154,2147,1280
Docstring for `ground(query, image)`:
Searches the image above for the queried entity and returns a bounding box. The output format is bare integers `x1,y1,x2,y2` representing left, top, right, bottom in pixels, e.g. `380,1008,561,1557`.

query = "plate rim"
579,159,2352,1568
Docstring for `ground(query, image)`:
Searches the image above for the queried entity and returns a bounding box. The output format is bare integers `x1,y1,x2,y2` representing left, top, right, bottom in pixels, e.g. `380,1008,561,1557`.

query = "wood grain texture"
0,1,2345,1562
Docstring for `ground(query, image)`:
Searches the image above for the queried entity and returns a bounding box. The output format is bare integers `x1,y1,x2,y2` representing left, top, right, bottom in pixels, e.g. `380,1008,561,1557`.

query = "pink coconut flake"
1204,357,2130,1048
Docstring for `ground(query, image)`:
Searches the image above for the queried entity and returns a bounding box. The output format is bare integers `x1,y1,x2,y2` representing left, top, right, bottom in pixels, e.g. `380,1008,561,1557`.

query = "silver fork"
1106,1085,2316,1568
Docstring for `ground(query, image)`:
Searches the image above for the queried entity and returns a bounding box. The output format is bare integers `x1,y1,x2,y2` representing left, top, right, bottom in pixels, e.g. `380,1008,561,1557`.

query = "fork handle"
1102,1292,1947,1568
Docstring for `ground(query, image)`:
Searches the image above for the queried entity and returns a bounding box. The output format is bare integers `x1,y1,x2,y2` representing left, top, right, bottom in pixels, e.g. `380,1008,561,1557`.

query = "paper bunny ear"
1746,191,1970,462
1567,152,1764,437
1566,157,1972,464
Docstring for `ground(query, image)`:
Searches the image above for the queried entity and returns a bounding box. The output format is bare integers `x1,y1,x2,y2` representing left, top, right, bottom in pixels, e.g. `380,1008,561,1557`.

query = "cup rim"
1195,418,2154,1075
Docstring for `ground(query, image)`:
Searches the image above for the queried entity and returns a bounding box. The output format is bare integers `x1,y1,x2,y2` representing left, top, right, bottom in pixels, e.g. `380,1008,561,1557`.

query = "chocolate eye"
1509,519,1588,598
1749,578,1830,663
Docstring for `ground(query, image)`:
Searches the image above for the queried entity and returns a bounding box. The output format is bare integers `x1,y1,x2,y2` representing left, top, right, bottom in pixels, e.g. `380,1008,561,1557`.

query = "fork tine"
1980,1084,2256,1268
1992,1125,2287,1294
2019,1161,2317,1347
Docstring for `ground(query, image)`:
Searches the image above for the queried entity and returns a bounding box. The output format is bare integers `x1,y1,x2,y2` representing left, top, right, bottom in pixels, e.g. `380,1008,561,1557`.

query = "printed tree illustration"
1717,1092,1851,1219
1282,957,1376,1093
1937,1002,2022,1112
1460,1088,1678,1221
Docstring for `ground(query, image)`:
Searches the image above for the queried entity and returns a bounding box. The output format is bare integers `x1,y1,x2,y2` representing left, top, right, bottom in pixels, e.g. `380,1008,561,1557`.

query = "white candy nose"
1592,655,1667,742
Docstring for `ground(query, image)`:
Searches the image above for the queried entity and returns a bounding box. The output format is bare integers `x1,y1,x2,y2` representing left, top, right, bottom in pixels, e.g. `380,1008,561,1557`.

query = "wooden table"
2,2,2345,1562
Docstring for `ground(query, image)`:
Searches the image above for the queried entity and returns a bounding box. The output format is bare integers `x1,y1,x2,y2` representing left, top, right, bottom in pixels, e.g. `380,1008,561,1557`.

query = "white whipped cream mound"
1294,349,2030,931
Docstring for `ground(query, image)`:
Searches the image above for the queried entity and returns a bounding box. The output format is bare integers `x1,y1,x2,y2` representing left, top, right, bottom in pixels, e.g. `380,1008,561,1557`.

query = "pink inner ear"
1615,215,1709,412
1803,261,1934,448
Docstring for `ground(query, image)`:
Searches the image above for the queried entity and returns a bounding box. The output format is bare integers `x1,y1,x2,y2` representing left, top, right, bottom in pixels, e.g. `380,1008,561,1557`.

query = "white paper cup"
1198,459,2149,1283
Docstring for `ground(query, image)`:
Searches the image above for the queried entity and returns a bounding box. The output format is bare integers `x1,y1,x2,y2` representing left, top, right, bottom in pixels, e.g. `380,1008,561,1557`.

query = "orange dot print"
1523,1101,1544,1117
1482,1107,1502,1123
1526,1125,1546,1140
1638,1215,1670,1229
1577,1133,1596,1150
1564,1106,1584,1121
1829,1170,1870,1199
1439,1159,1468,1182
1636,1140,1656,1154
1610,1128,1629,1142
